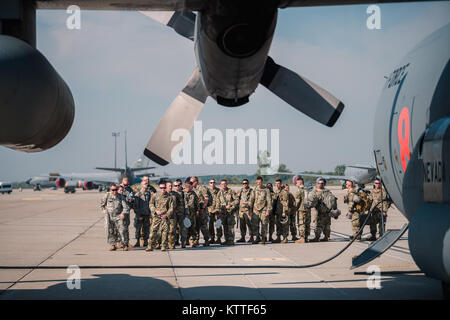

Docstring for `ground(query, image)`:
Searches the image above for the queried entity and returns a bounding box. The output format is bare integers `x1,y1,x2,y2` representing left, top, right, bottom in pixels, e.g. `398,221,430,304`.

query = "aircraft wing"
37,0,422,10
297,173,350,181
95,167,125,173
130,167,156,172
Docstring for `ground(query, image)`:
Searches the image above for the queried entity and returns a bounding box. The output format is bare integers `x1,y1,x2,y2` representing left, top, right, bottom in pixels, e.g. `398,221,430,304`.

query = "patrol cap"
316,177,326,184
184,177,191,184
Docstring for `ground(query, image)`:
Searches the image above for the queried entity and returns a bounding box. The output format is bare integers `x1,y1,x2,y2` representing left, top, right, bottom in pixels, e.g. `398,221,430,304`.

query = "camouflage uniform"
251,186,273,243
287,191,298,240
207,186,221,242
172,190,188,246
273,188,290,240
269,187,278,241
148,192,174,250
344,188,363,239
100,192,130,247
305,188,334,241
368,188,392,237
237,187,256,240
215,188,239,244
133,188,152,245
184,190,199,245
295,186,311,240
193,184,211,245
121,185,134,245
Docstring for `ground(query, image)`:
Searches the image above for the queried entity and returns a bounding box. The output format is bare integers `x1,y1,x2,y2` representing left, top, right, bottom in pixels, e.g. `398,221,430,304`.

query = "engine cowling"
83,181,94,190
0,35,75,151
55,178,66,188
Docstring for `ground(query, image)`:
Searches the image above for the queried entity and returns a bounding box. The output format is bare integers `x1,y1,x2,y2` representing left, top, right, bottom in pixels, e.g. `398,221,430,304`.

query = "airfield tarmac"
0,187,443,300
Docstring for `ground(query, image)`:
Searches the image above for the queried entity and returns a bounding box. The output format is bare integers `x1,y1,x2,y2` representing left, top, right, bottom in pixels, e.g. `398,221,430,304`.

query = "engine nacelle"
55,178,66,188
0,35,75,152
83,181,94,190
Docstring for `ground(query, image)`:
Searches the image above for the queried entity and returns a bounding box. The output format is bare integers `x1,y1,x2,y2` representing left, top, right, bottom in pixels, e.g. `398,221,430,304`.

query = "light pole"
112,132,120,169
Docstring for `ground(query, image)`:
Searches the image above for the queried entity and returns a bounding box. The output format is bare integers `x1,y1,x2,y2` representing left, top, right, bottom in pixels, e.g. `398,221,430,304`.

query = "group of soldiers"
100,174,392,252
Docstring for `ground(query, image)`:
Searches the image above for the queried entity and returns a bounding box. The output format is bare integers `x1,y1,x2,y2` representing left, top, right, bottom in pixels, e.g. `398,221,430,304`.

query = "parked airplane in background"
297,165,378,187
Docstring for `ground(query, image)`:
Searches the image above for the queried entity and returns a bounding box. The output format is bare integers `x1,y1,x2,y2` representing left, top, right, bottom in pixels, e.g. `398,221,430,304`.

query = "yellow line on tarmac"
21,197,43,201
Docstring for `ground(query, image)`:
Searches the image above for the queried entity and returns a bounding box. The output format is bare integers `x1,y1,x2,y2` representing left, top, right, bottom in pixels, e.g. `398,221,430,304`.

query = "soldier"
215,179,239,245
147,181,174,252
184,181,200,247
305,178,335,242
252,177,273,244
368,178,392,240
100,184,130,251
166,181,179,249
173,179,188,248
237,179,256,243
294,176,311,243
207,179,222,244
120,177,134,248
343,180,363,241
133,180,152,248
190,176,210,246
271,179,288,243
285,184,298,242
266,182,277,242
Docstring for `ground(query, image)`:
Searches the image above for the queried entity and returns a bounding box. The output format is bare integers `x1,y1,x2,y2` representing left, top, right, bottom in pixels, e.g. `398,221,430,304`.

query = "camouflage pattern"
286,191,297,239
238,187,257,238
274,188,290,238
305,188,334,240
100,192,130,246
207,186,220,241
193,184,211,244
295,186,311,239
368,187,392,236
149,192,174,249
171,190,188,246
344,188,362,237
133,188,152,243
251,186,273,241
184,190,199,244
215,188,239,243
269,188,278,238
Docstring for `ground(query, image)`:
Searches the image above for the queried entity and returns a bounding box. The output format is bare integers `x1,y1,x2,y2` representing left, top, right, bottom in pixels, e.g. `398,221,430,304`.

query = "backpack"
354,190,371,212
322,191,338,211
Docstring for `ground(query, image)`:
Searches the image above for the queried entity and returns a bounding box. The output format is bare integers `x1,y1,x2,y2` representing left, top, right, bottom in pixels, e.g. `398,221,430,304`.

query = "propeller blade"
260,56,344,127
144,68,208,166
140,11,195,41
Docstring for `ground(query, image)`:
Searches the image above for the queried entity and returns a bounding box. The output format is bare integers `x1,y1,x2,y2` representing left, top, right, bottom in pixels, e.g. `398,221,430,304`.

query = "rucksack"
354,190,371,212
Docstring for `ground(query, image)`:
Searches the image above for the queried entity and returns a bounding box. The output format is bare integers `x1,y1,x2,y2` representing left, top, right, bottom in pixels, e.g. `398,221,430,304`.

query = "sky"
1,1,450,182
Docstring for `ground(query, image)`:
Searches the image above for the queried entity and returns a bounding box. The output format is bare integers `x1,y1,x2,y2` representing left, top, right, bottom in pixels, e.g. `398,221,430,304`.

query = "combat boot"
259,238,266,244
320,237,329,242
252,237,260,244
161,246,167,252
216,238,222,245
133,240,141,248
181,242,186,248
248,236,254,243
194,240,199,247
203,240,210,247
268,235,274,242
109,245,116,251
123,246,128,251
237,237,246,243
292,236,299,241
281,237,288,244
295,238,305,244
145,245,153,252
310,235,320,242
368,235,377,241
115,242,122,249
168,243,174,250
273,236,281,243
155,243,161,250
143,240,148,247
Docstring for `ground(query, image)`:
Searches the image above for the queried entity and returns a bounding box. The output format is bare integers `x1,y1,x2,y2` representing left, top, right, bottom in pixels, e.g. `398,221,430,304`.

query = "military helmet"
214,218,222,229
293,175,303,184
279,215,289,225
183,217,192,228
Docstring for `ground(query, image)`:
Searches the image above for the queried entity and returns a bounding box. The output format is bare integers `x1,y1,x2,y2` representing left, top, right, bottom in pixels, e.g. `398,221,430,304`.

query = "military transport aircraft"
0,0,448,297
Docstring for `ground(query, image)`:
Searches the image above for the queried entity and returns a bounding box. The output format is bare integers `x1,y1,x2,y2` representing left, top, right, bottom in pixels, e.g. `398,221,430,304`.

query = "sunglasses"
242,182,248,184
374,182,380,184
209,182,215,184
174,184,181,187
111,189,118,191
160,187,166,189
